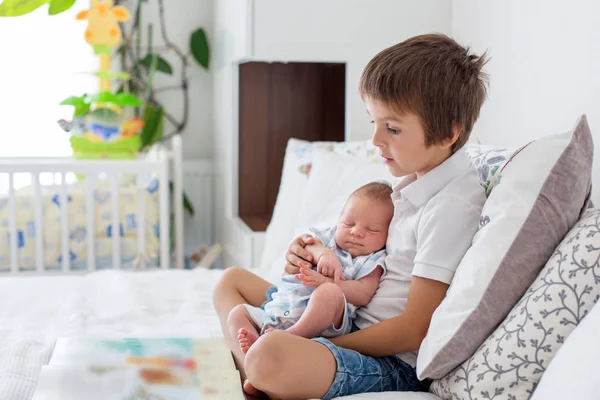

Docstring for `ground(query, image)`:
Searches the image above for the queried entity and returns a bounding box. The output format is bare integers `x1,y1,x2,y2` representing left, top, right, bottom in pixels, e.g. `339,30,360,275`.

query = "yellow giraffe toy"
76,0,130,92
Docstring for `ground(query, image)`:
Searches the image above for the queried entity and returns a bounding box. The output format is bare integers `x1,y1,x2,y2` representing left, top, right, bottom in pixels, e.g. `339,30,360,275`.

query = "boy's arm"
330,276,449,356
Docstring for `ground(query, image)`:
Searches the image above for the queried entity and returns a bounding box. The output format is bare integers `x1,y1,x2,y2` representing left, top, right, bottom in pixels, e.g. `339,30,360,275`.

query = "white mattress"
0,269,440,400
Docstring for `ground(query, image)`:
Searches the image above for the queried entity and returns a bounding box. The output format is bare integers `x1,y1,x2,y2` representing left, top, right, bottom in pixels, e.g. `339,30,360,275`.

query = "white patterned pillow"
464,144,515,196
430,207,600,399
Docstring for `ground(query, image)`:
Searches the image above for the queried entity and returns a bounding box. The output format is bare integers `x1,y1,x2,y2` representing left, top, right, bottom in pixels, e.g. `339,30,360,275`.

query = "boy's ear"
440,124,462,149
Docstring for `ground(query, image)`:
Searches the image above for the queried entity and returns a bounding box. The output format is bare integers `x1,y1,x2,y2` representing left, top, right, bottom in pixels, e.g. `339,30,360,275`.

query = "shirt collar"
391,148,473,207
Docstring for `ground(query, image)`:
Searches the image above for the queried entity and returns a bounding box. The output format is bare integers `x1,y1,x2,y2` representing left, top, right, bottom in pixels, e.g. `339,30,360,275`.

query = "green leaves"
60,94,90,118
169,181,195,217
138,54,173,75
48,0,75,15
0,0,76,16
190,28,209,69
0,0,48,16
89,91,143,107
93,71,131,80
140,104,164,150
115,93,143,107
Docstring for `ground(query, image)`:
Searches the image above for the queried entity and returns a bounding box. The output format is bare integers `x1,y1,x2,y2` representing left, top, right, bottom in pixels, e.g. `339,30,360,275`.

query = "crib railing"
0,138,184,273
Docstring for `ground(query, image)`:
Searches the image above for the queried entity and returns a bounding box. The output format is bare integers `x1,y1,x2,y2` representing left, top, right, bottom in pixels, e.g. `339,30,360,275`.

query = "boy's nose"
372,127,385,148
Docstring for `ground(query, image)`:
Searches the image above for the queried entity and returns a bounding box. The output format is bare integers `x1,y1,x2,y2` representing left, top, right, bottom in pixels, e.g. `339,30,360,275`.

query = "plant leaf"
48,0,75,15
140,105,164,149
115,92,143,107
190,28,209,69
60,95,90,118
169,181,195,217
93,71,131,80
0,0,48,16
90,91,118,104
60,96,85,107
138,54,173,75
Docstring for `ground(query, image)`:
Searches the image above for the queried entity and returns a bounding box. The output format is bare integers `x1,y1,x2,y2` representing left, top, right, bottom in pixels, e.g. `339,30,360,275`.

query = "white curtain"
0,2,97,191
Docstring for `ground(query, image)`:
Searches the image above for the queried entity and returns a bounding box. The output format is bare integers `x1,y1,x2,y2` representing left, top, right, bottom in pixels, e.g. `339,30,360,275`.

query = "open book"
33,337,244,400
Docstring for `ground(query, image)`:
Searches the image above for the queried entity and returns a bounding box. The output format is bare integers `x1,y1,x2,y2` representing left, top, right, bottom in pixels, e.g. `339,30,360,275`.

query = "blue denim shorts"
313,325,430,399
261,286,429,399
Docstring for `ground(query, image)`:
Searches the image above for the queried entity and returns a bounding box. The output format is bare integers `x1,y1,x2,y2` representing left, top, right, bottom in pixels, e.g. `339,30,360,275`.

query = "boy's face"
335,195,392,258
366,98,453,178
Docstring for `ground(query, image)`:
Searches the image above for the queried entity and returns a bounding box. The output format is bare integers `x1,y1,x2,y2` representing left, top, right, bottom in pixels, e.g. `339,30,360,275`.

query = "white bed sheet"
0,269,441,400
0,269,224,400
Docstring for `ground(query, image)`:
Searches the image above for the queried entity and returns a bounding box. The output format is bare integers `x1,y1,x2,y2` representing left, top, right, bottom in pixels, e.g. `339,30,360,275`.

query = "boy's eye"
343,222,354,227
367,229,380,234
387,127,400,134
369,120,375,124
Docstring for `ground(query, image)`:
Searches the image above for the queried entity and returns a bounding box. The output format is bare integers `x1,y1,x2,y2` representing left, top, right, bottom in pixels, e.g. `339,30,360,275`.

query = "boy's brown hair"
359,33,489,152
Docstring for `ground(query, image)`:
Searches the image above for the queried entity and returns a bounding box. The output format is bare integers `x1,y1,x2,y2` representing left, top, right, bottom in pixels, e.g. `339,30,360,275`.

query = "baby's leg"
227,304,261,354
286,282,345,338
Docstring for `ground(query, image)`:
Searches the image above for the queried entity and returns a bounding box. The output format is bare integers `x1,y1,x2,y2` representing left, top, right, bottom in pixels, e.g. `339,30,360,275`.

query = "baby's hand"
317,250,345,283
298,266,332,288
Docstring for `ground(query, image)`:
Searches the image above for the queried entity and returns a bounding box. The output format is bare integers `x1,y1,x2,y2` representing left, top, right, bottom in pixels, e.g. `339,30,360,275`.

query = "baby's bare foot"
238,327,259,354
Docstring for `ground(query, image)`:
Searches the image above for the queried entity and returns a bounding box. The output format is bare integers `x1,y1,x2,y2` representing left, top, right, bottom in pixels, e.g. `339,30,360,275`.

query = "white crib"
0,136,185,274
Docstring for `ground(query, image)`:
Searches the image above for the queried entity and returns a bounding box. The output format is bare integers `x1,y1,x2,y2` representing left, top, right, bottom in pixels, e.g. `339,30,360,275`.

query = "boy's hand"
298,266,332,289
284,235,315,275
317,251,345,283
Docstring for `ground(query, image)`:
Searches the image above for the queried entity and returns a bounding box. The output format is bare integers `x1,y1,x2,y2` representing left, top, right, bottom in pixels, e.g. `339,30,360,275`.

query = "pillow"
294,149,393,234
430,207,600,399
417,115,594,379
262,149,391,284
258,138,382,273
531,288,600,400
463,143,515,196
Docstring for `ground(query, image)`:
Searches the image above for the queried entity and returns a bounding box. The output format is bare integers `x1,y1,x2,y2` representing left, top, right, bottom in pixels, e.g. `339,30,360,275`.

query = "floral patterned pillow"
430,207,600,400
464,143,515,196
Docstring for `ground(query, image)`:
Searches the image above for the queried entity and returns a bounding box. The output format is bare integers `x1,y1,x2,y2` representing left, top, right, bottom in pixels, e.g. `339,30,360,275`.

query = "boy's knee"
245,331,288,390
212,267,243,305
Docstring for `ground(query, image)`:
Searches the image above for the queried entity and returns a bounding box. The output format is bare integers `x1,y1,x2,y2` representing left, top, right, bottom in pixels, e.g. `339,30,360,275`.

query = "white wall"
252,0,451,141
212,0,452,267
452,0,600,202
140,0,214,159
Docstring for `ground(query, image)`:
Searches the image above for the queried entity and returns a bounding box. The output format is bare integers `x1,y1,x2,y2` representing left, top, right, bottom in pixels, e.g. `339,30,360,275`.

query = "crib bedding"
0,269,225,399
0,181,162,270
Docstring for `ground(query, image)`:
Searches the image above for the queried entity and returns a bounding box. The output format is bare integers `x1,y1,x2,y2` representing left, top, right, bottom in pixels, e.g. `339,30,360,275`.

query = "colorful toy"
58,0,145,160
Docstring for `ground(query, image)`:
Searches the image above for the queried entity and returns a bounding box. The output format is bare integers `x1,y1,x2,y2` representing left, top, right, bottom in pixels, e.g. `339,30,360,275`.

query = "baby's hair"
351,181,393,203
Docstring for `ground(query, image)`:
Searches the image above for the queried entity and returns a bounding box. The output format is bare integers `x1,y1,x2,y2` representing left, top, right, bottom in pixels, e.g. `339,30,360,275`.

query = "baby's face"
334,195,393,257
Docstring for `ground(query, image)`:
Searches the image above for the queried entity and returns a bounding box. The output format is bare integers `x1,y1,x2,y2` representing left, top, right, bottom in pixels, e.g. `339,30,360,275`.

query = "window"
0,3,97,193
0,3,97,158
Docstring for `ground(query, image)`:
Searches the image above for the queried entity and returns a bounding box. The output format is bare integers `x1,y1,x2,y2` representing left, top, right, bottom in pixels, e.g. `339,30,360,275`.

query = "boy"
227,182,393,353
212,33,488,399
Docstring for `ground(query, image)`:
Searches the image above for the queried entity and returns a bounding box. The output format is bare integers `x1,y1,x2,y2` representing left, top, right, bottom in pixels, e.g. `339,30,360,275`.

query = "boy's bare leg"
212,268,271,379
266,282,345,338
227,304,261,354
245,331,337,399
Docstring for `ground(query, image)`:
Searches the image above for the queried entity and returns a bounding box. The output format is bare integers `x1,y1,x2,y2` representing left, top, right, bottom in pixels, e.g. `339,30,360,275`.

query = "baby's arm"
305,240,344,282
336,266,383,306
299,265,382,307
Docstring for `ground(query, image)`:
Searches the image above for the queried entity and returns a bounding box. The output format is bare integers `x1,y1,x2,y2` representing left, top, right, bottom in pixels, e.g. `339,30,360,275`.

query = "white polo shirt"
354,147,486,367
